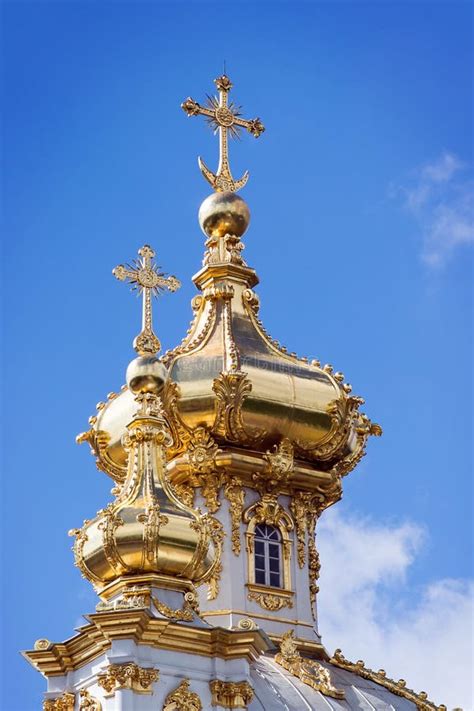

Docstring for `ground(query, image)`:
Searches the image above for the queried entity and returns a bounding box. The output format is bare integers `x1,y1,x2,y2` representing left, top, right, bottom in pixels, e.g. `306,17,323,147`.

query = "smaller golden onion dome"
70,390,222,591
199,191,250,238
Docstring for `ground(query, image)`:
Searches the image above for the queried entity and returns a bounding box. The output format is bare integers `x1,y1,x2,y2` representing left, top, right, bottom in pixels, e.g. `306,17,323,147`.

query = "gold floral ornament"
186,426,223,512
276,631,344,700
113,245,180,356
181,74,265,192
330,649,446,710
162,678,202,711
97,662,159,696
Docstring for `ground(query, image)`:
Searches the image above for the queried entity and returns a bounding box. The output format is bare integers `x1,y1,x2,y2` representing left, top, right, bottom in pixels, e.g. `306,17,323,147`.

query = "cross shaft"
113,245,180,355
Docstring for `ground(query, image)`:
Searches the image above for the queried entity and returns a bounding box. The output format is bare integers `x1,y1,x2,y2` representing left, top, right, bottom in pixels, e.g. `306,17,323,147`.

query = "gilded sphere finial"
199,191,250,238
126,356,167,395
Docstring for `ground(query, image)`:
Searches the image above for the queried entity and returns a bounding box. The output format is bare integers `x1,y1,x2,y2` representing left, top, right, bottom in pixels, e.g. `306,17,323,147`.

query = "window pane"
269,572,281,587
268,543,279,558
255,540,264,555
255,569,266,585
255,554,265,570
269,557,280,572
267,527,279,540
255,524,266,538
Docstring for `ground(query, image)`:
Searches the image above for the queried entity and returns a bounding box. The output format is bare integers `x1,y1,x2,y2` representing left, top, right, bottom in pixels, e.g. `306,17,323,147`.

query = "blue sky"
2,1,472,708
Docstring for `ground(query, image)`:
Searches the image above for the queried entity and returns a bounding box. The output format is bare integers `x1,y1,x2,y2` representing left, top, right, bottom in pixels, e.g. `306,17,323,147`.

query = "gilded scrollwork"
209,679,254,708
254,438,294,494
223,477,245,554
191,513,225,600
97,663,159,695
163,678,202,711
289,491,312,569
276,631,344,699
330,649,446,710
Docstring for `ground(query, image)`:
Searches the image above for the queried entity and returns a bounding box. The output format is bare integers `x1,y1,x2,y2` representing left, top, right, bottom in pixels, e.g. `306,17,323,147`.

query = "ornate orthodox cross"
182,74,265,192
113,245,180,355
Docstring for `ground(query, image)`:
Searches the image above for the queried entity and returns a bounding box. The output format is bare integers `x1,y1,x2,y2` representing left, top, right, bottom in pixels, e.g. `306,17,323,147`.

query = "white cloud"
317,508,473,710
394,152,474,268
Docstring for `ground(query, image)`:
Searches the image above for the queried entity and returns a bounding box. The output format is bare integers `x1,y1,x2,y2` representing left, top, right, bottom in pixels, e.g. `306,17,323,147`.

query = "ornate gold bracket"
43,694,75,711
79,689,102,711
209,679,254,709
97,663,159,696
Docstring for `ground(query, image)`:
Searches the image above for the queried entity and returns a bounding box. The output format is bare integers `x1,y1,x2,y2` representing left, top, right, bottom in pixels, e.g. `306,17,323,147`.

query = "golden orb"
126,356,167,394
198,191,250,238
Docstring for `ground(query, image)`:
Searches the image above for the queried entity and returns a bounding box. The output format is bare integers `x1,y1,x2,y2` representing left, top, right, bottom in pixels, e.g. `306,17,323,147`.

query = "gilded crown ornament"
181,74,264,192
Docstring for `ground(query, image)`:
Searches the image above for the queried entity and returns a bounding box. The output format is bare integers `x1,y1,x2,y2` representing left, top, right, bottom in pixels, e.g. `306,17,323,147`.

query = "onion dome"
72,246,222,594
79,194,380,490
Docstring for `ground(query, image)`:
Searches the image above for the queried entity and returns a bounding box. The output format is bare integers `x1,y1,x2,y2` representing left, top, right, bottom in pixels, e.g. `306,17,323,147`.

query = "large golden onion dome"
79,193,380,498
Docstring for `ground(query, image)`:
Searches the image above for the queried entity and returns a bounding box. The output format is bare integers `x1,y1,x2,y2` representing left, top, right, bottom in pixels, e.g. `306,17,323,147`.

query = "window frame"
254,523,283,588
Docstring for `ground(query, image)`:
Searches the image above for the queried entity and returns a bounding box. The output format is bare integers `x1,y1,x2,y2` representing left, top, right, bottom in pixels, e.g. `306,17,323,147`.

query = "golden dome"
79,195,380,494
71,387,221,593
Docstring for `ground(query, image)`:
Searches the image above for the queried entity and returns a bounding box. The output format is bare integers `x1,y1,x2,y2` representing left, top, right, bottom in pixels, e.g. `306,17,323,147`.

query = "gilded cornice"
330,649,447,710
23,609,271,677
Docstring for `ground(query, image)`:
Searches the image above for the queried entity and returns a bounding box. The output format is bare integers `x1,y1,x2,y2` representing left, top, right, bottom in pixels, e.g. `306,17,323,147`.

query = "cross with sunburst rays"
113,245,180,355
182,74,265,192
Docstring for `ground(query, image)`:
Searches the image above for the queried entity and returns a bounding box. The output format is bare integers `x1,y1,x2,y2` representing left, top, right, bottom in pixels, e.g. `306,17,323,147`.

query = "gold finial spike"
181,75,265,192
113,245,180,355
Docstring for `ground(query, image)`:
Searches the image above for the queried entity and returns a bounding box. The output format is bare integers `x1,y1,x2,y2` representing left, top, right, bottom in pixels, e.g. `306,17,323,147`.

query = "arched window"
254,523,282,588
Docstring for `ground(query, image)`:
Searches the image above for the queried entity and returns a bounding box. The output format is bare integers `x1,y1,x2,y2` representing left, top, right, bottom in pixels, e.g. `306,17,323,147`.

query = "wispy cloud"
317,508,473,709
392,152,474,268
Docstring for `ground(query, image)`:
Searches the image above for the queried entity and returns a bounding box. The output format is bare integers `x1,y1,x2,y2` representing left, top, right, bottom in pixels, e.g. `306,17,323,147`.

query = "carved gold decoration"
331,649,446,710
209,680,254,708
224,477,245,554
244,495,294,598
276,631,344,700
152,593,195,622
186,426,222,512
43,694,75,711
163,678,202,711
137,497,169,565
204,232,246,267
113,245,180,355
289,491,311,568
79,689,102,711
97,662,159,696
329,413,382,479
213,371,264,445
247,584,293,611
259,438,294,492
191,513,225,600
181,74,264,192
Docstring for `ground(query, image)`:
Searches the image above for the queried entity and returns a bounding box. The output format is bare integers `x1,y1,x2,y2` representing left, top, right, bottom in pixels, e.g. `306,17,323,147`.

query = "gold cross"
182,74,265,192
113,245,180,355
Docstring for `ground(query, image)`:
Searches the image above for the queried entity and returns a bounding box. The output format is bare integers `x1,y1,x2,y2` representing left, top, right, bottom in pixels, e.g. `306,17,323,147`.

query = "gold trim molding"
97,662,159,695
23,609,271,677
163,678,202,710
276,631,344,699
330,649,447,710
209,679,254,708
201,609,315,629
